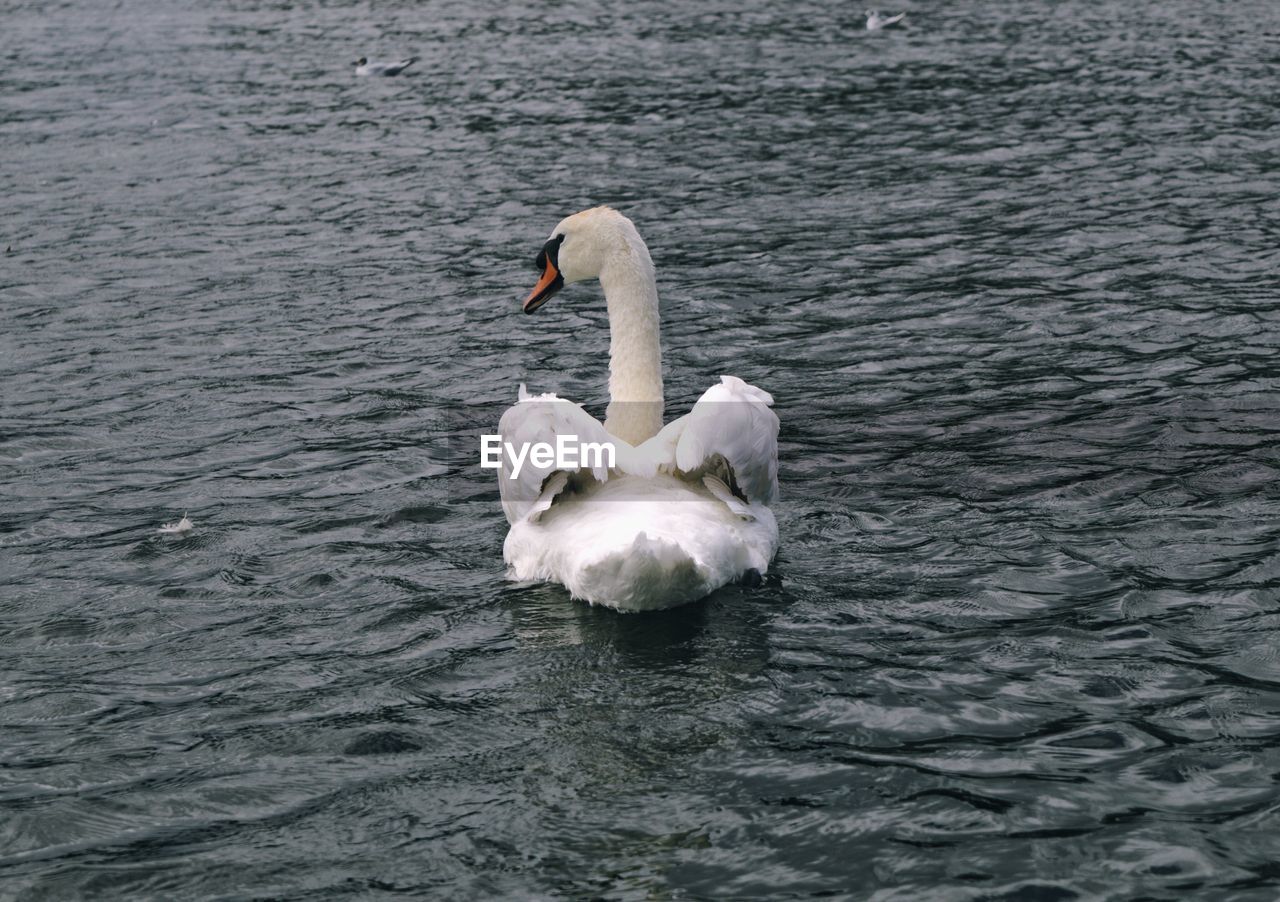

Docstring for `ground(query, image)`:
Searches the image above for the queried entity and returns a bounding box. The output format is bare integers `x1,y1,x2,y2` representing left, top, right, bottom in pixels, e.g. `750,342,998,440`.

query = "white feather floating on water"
158,513,194,535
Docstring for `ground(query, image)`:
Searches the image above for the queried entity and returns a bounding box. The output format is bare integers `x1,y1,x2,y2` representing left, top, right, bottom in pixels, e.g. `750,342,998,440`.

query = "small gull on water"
354,57,417,76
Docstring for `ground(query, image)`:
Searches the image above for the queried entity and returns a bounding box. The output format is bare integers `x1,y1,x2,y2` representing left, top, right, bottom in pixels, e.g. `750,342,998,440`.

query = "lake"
2,0,1279,897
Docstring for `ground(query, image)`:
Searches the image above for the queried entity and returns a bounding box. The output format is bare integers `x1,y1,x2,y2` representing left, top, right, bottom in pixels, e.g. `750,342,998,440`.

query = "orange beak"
522,256,563,314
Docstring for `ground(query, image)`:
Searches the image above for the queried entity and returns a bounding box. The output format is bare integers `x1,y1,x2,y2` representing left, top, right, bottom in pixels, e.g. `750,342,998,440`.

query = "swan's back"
504,474,777,611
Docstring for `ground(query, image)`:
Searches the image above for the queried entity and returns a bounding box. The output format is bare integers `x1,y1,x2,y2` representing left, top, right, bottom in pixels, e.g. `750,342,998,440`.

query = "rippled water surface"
4,0,1280,897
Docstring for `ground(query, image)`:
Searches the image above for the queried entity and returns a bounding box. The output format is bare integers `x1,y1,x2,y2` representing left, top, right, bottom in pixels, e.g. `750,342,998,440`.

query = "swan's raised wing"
669,375,779,506
496,385,622,525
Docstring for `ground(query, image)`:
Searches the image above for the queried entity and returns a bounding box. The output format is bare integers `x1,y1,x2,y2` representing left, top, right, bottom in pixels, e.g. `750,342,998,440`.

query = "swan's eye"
535,233,566,270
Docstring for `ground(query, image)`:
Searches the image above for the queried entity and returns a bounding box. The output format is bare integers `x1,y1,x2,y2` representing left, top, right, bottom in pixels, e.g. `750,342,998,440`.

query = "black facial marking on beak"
522,233,566,314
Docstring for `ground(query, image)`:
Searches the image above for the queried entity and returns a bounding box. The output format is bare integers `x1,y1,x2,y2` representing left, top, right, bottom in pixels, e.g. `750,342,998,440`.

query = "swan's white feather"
503,474,777,612
499,375,779,609
497,386,620,525
672,375,779,505
703,475,755,520
526,471,569,523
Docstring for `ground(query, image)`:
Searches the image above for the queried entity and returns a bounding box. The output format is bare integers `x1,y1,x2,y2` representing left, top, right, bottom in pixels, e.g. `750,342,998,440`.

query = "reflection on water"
3,0,1280,896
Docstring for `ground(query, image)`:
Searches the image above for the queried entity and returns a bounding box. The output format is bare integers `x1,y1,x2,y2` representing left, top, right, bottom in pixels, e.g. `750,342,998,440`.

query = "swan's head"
522,206,646,314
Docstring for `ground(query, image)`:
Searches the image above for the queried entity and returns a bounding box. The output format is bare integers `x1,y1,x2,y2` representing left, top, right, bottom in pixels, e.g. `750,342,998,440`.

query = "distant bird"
158,512,194,535
865,10,906,30
353,56,416,77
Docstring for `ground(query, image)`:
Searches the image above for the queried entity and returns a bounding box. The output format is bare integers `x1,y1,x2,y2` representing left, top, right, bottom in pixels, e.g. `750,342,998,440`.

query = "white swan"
865,10,906,30
496,207,779,612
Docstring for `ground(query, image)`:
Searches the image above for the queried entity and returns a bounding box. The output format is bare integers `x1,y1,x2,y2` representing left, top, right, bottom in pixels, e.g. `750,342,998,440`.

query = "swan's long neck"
600,240,664,446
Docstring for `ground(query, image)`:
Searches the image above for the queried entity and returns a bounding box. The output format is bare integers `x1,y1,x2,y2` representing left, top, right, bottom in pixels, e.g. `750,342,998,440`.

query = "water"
3,0,1279,896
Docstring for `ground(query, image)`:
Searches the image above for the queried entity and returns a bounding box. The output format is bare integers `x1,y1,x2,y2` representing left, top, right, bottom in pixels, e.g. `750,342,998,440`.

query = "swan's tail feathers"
575,531,709,612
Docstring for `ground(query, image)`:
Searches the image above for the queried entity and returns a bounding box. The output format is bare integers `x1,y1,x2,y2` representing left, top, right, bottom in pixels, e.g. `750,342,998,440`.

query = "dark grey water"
3,0,1279,897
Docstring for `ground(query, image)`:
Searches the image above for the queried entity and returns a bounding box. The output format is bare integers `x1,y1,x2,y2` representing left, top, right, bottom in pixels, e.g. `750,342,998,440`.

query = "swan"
353,56,416,76
865,10,906,30
495,207,779,612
